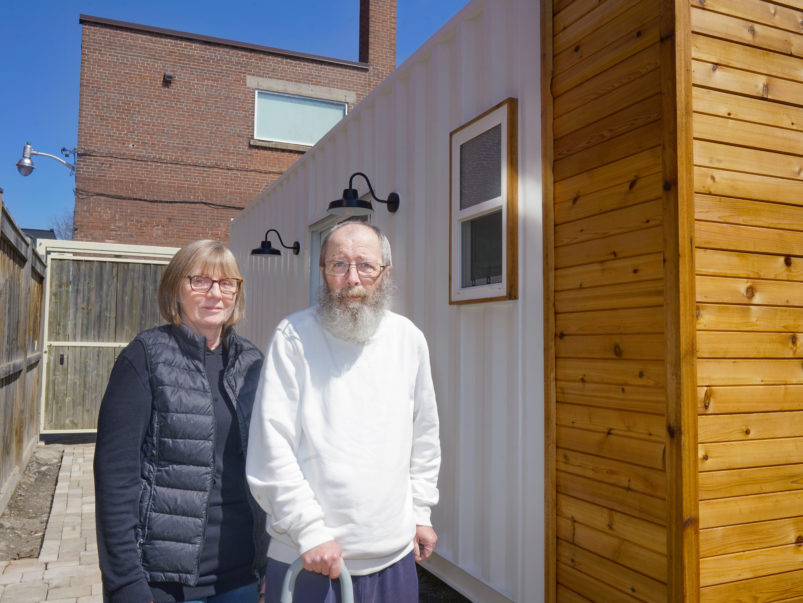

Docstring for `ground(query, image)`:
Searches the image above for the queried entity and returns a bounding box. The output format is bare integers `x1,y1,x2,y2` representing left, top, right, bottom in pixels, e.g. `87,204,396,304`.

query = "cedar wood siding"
550,0,677,599
692,0,803,600
547,0,803,599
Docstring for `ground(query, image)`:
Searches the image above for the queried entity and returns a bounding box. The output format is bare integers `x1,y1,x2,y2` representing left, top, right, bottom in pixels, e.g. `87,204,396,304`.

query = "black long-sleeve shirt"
94,340,255,602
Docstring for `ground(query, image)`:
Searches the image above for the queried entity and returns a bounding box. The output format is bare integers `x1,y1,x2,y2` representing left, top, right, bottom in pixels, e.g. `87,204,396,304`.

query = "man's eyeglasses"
187,275,242,295
324,262,386,278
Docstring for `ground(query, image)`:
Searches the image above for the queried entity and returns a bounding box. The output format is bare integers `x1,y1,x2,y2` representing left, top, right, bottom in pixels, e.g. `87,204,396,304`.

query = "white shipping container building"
230,1,544,600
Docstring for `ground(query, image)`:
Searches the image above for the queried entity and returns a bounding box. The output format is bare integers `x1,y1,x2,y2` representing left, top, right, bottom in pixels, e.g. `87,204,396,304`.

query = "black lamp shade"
251,241,281,255
327,188,374,217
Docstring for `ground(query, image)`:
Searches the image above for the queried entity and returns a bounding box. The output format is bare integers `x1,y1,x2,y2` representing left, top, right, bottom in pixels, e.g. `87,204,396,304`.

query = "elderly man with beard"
246,220,441,603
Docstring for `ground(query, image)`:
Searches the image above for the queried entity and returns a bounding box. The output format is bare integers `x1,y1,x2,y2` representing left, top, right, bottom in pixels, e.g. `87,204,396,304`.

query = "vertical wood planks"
0,202,44,512
42,258,167,431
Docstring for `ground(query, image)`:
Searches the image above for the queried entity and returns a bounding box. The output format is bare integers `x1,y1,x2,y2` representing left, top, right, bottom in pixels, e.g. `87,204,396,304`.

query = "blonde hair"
158,240,245,331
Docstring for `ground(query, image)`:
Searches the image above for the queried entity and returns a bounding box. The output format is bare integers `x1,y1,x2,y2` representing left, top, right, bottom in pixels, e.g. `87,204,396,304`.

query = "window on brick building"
255,90,347,147
449,98,518,304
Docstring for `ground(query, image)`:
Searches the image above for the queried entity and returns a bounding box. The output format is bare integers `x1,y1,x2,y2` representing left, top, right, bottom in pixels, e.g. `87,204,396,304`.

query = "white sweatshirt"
246,307,441,575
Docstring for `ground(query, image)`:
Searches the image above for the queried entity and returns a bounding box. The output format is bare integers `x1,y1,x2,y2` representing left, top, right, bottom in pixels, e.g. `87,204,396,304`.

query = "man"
246,220,441,602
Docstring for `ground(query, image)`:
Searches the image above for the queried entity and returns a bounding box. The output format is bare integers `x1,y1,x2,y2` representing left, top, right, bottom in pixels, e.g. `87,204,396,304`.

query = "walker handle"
279,558,354,603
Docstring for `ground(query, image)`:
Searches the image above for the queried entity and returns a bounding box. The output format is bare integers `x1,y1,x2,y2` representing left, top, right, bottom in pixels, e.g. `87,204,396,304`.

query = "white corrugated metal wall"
230,1,544,600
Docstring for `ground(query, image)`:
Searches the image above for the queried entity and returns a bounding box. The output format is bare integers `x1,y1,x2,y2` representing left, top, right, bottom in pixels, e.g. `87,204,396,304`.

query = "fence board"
0,202,43,512
41,253,170,432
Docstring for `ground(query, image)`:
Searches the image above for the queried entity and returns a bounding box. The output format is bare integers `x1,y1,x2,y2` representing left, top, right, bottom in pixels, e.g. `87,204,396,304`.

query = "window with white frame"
449,98,518,303
255,90,347,147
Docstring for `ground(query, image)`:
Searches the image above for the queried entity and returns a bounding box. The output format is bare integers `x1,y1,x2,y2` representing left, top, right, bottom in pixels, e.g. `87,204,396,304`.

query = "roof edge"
79,14,370,71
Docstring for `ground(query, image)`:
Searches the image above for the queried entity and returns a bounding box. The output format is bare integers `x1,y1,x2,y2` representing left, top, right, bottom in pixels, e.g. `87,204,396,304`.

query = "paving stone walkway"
0,444,101,602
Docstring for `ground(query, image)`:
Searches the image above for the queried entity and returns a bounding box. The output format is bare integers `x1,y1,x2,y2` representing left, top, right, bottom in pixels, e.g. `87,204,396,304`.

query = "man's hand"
301,540,343,579
414,525,437,562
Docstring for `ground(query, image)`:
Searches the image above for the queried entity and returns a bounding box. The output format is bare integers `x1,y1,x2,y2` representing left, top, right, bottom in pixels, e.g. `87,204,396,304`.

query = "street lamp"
16,142,75,176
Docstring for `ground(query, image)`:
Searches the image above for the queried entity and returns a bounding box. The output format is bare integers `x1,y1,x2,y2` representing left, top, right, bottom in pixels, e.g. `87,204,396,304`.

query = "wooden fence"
38,241,177,433
0,201,45,512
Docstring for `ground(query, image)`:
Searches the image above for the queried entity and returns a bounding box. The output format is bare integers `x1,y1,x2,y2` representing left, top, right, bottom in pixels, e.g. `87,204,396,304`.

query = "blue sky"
0,0,469,232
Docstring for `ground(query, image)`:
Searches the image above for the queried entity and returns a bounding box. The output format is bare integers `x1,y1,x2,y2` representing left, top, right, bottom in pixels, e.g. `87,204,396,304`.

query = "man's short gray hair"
319,219,392,268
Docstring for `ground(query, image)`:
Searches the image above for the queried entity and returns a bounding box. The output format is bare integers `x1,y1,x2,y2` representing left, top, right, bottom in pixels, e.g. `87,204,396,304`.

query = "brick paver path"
0,444,101,602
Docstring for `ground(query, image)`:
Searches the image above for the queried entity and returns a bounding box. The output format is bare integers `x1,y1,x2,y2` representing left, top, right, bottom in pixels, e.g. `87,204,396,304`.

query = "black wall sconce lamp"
251,229,300,256
327,172,400,216
163,71,175,86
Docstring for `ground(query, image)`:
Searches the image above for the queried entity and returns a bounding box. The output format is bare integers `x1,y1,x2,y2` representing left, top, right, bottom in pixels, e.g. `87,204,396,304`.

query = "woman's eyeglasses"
186,275,242,294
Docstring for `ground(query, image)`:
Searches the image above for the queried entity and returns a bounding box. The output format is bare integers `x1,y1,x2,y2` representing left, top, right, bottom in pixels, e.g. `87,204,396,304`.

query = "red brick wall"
75,1,395,247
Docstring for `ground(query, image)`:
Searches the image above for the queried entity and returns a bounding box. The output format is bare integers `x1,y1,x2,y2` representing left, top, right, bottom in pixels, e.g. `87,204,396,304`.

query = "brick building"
74,1,396,246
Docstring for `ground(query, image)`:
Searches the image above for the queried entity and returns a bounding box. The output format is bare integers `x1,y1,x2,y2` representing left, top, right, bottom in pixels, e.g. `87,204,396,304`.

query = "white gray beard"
317,278,393,344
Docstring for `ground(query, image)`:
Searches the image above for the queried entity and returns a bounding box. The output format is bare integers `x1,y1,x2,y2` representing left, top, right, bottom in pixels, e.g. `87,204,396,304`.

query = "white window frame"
449,98,518,304
254,90,347,147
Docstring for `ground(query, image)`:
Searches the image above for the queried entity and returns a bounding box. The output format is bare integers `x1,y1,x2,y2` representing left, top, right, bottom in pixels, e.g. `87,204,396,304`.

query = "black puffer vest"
135,324,268,585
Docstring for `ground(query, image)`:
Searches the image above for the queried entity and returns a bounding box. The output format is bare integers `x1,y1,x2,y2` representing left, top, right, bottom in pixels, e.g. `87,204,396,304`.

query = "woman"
95,240,268,603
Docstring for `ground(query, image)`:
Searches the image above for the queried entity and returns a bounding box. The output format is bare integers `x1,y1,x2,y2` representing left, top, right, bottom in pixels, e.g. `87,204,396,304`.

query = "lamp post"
16,142,75,176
